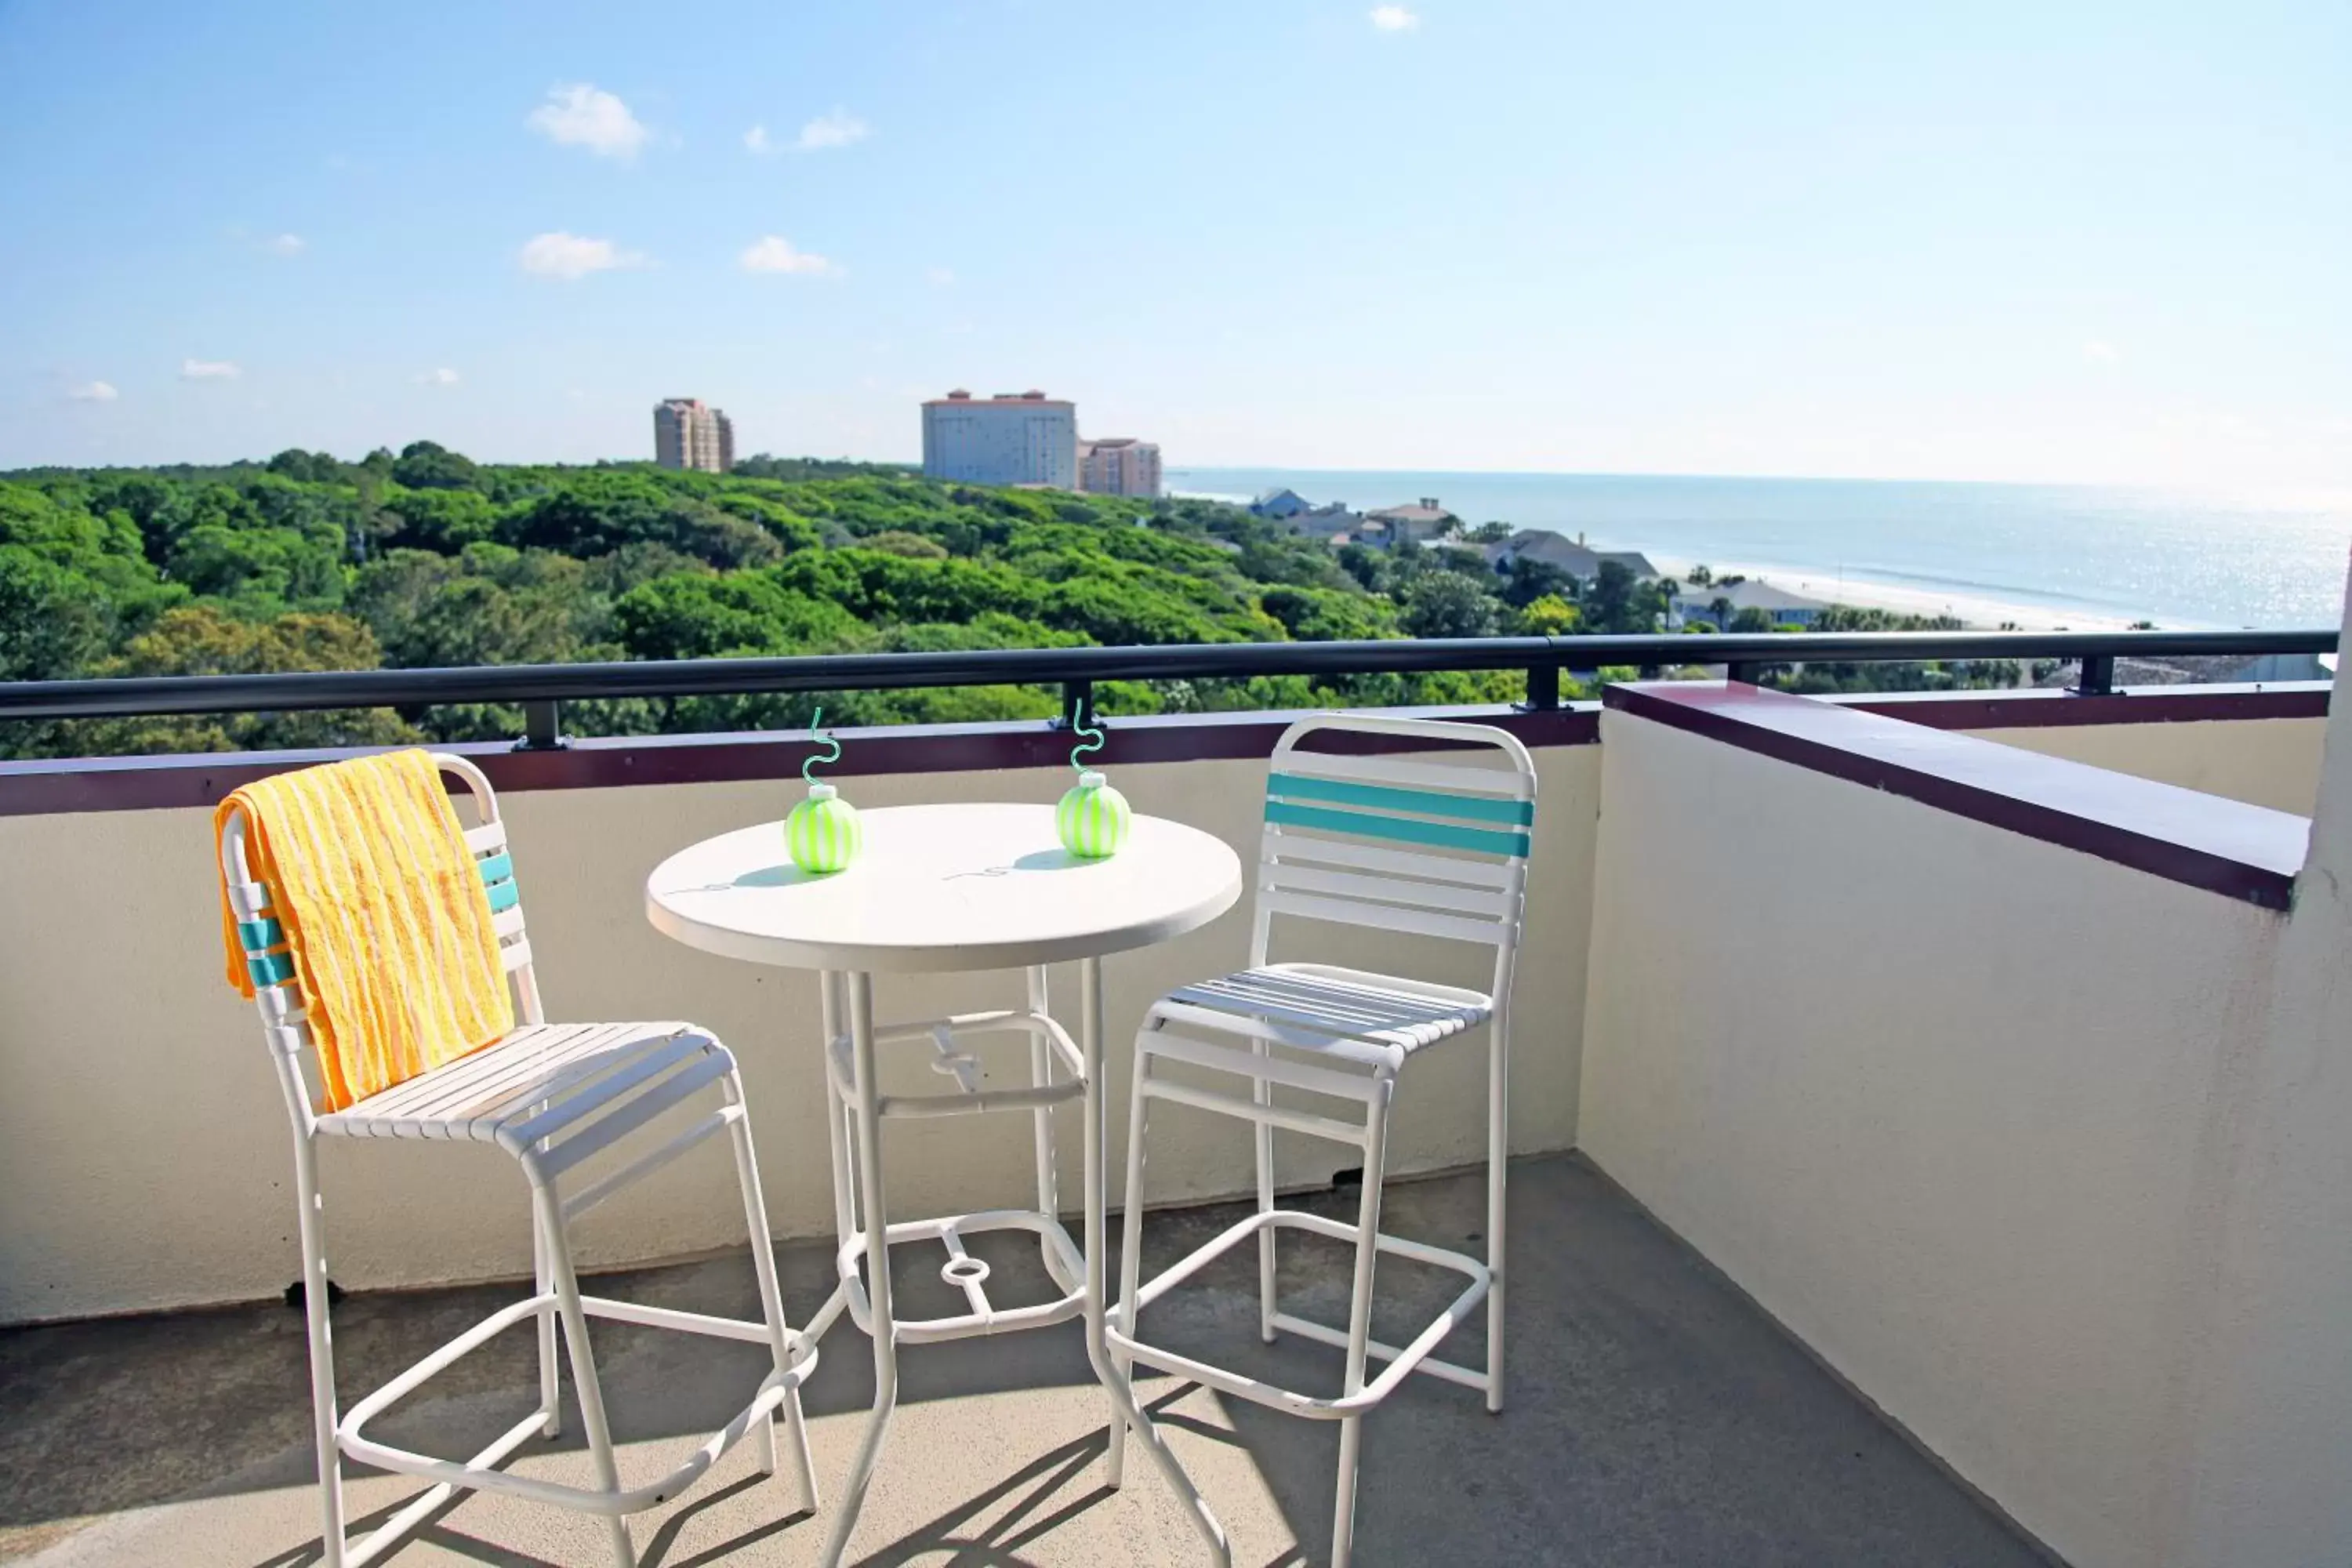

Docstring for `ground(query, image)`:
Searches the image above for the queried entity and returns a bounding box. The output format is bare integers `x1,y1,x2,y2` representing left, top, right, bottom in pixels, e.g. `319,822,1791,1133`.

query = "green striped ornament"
1056,771,1131,859
785,783,862,873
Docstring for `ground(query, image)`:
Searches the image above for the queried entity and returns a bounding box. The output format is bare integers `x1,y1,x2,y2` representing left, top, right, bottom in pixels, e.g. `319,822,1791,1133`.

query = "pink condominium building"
1078,437,1163,499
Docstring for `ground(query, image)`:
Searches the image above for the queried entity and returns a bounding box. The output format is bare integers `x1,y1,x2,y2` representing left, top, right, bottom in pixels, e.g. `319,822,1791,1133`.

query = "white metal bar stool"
1108,714,1536,1567
221,753,820,1568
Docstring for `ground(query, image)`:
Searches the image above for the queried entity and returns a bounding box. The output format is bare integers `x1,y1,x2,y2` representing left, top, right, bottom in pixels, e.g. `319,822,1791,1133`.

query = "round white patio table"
645,801,1243,1566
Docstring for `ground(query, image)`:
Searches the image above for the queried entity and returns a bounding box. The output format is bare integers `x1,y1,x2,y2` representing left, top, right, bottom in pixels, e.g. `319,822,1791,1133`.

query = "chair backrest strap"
1257,715,1537,959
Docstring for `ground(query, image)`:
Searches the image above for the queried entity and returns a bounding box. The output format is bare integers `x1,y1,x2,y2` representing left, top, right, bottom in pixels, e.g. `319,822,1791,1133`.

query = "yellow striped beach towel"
216,749,514,1110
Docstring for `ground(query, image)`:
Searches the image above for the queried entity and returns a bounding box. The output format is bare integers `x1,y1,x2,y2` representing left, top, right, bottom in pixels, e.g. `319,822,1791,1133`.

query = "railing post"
1726,662,1765,686
2071,654,2117,697
1521,663,1560,712
1058,679,1094,731
516,698,567,751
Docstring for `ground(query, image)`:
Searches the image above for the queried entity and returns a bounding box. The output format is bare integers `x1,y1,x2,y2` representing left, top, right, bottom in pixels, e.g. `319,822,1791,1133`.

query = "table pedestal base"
806,963,1231,1568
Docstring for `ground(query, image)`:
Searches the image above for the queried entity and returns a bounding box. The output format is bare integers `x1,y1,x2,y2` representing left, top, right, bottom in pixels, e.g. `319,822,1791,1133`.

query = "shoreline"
1176,486,2159,632
1643,556,2147,632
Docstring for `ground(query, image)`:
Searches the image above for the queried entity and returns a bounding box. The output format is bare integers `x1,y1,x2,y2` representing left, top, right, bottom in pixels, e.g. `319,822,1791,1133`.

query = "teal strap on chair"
247,950,296,987
1265,798,1530,858
477,851,520,913
237,917,285,954
1266,772,1533,826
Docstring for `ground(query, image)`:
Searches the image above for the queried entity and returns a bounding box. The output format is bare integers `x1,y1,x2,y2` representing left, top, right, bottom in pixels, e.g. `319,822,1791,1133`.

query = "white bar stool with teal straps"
221,752,822,1568
1107,713,1537,1568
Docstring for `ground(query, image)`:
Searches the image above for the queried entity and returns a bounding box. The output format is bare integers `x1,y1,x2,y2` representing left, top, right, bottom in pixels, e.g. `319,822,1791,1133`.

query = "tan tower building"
653,398,735,473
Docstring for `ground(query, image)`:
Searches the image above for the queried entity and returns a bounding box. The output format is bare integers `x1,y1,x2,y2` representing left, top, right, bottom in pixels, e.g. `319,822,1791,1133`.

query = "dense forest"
0,443,1988,758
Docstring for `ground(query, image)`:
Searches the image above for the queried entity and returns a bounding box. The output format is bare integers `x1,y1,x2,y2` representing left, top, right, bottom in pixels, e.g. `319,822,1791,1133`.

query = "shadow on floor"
0,1155,2053,1566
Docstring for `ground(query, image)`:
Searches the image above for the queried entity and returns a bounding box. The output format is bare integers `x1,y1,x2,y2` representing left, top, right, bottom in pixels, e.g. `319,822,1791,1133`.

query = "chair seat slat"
1259,828,1519,891
1262,887,1512,947
1263,862,1519,919
349,1021,609,1123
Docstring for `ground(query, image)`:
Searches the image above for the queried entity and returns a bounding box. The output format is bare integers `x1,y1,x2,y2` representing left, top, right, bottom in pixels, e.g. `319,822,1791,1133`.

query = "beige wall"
0,744,1600,1323
1967,713,2327,815
1576,710,2289,1566
2169,673,2352,1561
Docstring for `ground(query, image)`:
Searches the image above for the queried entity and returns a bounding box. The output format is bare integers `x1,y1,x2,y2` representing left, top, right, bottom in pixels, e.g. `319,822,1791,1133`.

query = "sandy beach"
1646,556,2144,632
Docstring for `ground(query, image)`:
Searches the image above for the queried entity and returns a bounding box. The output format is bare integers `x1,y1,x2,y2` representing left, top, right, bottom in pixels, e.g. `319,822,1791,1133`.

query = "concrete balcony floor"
1,1156,2050,1567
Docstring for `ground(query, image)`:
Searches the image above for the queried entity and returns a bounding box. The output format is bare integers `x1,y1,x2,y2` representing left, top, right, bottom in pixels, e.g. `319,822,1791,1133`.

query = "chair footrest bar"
1140,1076,1372,1146
579,1294,819,1371
1109,1206,1490,1418
344,1383,788,1516
1266,1312,1487,1393
341,1295,550,1436
342,1409,547,1568
337,1287,808,1520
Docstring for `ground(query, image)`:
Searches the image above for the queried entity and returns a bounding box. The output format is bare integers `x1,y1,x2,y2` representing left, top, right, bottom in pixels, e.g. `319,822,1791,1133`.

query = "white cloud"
416,367,461,386
1370,5,1420,31
267,233,305,256
744,123,774,154
740,235,840,276
2083,339,2123,364
180,358,241,380
796,110,869,151
518,231,647,279
927,266,956,287
65,380,118,401
527,83,650,159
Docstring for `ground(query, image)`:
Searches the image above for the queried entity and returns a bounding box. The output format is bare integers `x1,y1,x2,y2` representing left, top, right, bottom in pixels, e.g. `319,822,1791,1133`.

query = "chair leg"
292,1140,347,1568
1253,1034,1279,1345
532,1198,562,1439
1486,1010,1509,1414
722,1067,822,1514
535,1185,635,1568
1328,1080,1393,1568
1110,1027,1157,1490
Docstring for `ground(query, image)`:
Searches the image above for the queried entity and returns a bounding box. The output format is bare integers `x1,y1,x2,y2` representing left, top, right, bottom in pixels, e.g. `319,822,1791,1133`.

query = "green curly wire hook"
804,706,843,783
1069,706,1105,774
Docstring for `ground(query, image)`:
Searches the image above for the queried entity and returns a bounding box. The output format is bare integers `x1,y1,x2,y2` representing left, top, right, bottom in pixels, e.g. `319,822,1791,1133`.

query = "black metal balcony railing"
0,628,2332,751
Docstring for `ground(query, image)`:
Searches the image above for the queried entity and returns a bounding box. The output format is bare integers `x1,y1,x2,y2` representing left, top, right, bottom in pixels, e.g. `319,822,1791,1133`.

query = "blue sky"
2,0,2347,489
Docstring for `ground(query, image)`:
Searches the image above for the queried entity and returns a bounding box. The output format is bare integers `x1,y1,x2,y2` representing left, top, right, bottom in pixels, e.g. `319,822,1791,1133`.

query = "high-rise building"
920,390,1077,488
654,398,734,473
1077,437,1163,499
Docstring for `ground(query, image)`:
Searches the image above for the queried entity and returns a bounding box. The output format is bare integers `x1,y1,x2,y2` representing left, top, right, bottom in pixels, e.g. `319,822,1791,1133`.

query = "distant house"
1250,488,1363,540
1250,488,1314,520
1359,497,1457,548
1291,505,1363,542
1671,579,1831,630
1486,528,1660,583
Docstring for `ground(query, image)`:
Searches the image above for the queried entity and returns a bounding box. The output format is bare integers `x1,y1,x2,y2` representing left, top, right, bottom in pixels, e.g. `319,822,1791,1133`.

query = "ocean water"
1169,469,2352,630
